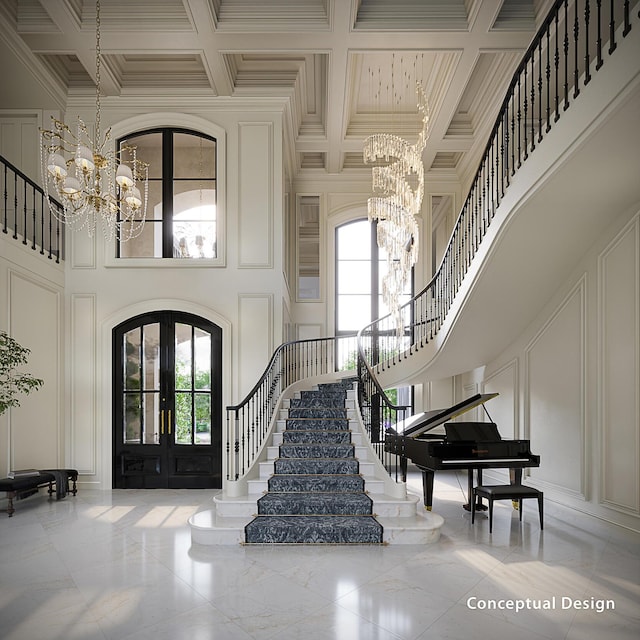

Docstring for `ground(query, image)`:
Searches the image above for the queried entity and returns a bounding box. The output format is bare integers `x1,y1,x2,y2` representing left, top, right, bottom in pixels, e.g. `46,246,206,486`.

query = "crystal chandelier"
40,0,148,241
364,81,430,336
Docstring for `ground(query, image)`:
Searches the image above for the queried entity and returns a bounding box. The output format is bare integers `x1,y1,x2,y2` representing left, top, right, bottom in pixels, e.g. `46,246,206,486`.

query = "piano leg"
421,469,434,511
510,468,522,509
463,469,487,511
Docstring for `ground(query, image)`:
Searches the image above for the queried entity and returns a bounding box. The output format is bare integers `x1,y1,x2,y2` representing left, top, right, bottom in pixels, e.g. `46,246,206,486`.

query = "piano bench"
471,484,543,533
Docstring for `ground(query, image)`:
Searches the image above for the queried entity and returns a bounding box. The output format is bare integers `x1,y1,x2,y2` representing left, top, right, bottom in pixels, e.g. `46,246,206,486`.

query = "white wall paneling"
70,294,97,475
598,215,640,514
0,111,41,179
238,122,273,268
8,268,62,470
525,276,586,496
483,358,519,440
297,324,322,341
238,294,273,399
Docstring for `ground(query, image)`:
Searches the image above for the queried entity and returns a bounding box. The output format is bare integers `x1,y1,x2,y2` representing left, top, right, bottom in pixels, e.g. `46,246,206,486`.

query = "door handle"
160,409,165,435
168,409,172,435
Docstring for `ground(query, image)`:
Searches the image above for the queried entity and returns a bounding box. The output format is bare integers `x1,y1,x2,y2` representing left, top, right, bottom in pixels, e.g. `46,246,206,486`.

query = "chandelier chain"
95,0,101,147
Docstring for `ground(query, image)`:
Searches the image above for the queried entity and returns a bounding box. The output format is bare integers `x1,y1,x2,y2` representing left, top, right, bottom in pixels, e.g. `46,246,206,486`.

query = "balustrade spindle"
523,67,529,160
13,173,18,240
584,0,592,84
623,0,631,36
531,53,536,150
3,163,7,234
511,92,516,174
596,0,604,68
564,0,570,109
574,0,581,98
538,37,543,141
609,0,617,53
546,25,552,131
555,12,561,120
22,181,27,245
40,193,45,255
31,184,36,250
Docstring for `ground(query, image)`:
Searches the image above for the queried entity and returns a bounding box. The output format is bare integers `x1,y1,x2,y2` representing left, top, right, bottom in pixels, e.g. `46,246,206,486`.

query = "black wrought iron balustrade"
359,0,637,379
225,334,358,481
1,154,64,262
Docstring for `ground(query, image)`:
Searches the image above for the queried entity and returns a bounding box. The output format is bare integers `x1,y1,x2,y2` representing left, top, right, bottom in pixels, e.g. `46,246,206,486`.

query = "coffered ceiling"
0,0,554,183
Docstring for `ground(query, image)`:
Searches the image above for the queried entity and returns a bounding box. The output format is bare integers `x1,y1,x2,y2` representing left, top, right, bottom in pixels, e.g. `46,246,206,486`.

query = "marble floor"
1,470,638,640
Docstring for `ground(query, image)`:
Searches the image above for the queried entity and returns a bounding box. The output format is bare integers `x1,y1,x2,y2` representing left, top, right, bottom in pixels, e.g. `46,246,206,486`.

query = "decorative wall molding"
524,274,587,498
238,121,273,268
598,212,640,515
8,268,63,469
483,357,519,439
70,294,97,475
238,294,274,399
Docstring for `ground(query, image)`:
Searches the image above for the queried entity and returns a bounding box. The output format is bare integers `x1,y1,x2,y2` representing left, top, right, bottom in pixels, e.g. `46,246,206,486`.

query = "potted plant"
0,331,44,416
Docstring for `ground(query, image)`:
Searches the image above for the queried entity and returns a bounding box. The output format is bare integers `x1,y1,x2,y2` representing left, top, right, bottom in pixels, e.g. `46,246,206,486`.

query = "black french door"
113,311,222,489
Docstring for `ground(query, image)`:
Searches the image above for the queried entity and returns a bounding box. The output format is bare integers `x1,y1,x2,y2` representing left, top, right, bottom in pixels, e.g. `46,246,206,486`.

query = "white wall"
0,236,65,477
479,203,640,532
1,99,289,489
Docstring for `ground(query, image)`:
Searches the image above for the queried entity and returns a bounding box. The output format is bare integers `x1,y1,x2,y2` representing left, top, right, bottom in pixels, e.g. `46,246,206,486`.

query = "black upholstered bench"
471,484,543,533
0,469,78,517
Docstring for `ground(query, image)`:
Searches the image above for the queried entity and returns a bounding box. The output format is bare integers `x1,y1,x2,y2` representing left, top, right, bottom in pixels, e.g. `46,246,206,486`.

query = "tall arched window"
116,128,217,259
335,218,413,406
335,218,413,334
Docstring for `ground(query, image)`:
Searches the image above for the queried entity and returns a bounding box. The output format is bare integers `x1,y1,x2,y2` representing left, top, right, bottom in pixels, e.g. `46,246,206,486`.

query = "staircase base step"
244,514,383,544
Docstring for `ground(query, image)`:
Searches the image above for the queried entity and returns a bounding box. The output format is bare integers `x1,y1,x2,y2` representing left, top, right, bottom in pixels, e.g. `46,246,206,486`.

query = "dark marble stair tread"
278,443,355,458
244,515,383,544
275,458,359,474
288,408,347,419
282,430,352,444
289,396,347,408
257,492,373,515
285,418,349,430
268,474,365,492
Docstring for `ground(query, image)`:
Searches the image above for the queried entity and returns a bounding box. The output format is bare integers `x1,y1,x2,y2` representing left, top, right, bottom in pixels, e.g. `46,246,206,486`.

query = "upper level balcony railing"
1,154,64,262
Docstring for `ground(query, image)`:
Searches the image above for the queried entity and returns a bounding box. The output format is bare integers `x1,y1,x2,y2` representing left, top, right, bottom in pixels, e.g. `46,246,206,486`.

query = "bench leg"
71,475,77,496
6,491,15,517
488,498,494,533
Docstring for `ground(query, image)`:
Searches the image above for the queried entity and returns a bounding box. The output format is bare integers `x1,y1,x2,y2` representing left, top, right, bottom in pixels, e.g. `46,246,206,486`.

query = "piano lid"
387,393,498,438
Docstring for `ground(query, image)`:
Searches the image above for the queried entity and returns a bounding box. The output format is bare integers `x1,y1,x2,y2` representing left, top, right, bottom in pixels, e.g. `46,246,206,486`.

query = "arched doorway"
112,311,222,488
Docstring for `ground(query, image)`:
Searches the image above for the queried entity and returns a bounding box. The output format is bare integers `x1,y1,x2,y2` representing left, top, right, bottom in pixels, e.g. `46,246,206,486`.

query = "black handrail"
1,154,65,262
229,0,637,485
358,0,636,390
225,334,358,480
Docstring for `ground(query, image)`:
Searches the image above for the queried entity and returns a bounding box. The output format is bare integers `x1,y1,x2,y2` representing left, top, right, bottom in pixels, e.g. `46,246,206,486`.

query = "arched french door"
113,311,222,489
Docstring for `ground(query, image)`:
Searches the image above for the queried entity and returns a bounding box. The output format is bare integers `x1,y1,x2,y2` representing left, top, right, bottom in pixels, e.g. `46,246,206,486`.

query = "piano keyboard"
440,457,529,464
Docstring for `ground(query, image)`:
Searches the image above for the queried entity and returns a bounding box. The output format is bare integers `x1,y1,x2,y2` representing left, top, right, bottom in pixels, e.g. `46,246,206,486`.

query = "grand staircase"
244,381,383,543
189,378,444,544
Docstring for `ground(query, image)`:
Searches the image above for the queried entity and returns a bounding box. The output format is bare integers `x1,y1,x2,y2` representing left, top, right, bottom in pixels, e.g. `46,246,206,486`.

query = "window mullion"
162,130,174,257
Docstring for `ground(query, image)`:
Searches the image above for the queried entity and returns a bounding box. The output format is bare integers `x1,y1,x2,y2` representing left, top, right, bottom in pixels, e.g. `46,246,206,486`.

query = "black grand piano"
385,393,540,511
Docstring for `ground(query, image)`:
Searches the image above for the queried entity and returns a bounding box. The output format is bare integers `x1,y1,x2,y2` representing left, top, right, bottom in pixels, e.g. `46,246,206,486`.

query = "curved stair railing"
356,0,638,475
227,1,638,485
359,0,638,379
225,334,358,481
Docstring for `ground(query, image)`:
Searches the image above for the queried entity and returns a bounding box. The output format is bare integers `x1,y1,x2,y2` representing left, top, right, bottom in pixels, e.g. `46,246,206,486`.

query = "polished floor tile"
0,470,638,640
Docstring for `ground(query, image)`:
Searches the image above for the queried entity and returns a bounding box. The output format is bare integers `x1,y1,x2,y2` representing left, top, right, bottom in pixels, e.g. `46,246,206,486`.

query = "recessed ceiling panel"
355,0,468,30
214,0,330,30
